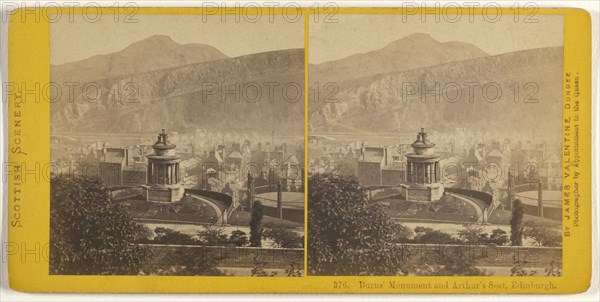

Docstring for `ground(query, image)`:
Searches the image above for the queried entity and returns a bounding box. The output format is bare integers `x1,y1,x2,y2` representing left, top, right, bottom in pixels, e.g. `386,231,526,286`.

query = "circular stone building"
400,128,444,202
142,129,184,203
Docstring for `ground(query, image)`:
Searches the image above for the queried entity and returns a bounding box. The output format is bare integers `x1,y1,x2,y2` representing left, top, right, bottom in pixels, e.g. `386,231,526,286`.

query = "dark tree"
153,227,197,245
308,174,407,276
229,230,249,247
197,224,228,246
413,227,459,244
50,176,151,275
390,223,414,243
249,200,264,247
510,199,525,246
488,229,510,246
458,223,487,245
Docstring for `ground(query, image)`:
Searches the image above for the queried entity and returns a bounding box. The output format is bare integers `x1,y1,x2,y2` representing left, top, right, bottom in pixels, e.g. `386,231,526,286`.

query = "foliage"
545,261,562,276
263,226,303,248
228,210,302,229
417,255,490,276
250,257,302,277
251,257,278,277
229,230,249,247
488,229,510,246
143,247,225,276
508,244,555,277
388,223,413,243
510,199,525,246
133,225,154,243
458,223,488,245
523,222,562,247
413,227,460,244
510,261,537,276
197,224,228,246
50,176,151,275
249,201,264,247
308,174,407,276
153,227,197,245
284,261,303,277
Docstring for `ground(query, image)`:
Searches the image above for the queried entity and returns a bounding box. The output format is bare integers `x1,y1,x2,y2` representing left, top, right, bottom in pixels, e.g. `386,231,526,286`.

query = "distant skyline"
309,14,563,64
51,14,303,65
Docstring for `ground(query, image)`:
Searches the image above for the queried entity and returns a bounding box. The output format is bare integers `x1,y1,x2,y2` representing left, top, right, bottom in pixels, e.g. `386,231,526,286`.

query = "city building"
357,146,387,186
99,147,129,187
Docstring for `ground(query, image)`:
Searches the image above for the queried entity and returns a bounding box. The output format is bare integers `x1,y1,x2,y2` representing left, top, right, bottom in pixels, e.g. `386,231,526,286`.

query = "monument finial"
419,127,428,143
155,128,170,144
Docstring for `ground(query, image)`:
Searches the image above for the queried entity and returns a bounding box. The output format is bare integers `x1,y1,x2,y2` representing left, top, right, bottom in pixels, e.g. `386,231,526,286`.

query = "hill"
52,35,229,83
310,33,489,85
51,48,305,135
309,46,563,135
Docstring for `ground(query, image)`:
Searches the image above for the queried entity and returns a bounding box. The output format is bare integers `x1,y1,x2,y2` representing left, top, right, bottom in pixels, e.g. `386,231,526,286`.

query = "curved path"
188,194,225,224
447,193,485,223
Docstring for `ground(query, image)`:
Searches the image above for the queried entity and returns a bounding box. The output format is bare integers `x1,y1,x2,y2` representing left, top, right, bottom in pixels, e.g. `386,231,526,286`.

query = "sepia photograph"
49,13,305,276
3,2,596,296
307,14,564,276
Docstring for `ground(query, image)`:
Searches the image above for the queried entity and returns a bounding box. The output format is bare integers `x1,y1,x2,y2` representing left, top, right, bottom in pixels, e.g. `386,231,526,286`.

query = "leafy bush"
50,176,151,275
197,224,228,246
413,227,460,244
263,227,303,248
308,174,407,276
154,227,198,245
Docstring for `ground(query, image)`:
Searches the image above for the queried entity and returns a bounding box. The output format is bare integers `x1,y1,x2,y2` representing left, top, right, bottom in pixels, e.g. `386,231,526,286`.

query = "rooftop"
103,148,127,164
359,147,385,163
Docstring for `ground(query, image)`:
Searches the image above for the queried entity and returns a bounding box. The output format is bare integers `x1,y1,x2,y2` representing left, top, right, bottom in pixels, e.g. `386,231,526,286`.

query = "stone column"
171,164,175,184
167,165,171,185
415,164,420,183
152,165,160,185
164,165,168,185
428,163,432,183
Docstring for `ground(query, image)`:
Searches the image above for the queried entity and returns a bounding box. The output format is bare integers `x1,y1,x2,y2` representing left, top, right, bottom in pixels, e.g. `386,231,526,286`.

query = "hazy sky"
51,13,563,66
309,14,563,64
51,14,304,65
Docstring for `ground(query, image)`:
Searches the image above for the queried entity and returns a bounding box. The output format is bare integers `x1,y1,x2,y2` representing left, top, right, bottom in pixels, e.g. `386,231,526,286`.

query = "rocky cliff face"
51,48,305,135
309,46,563,134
